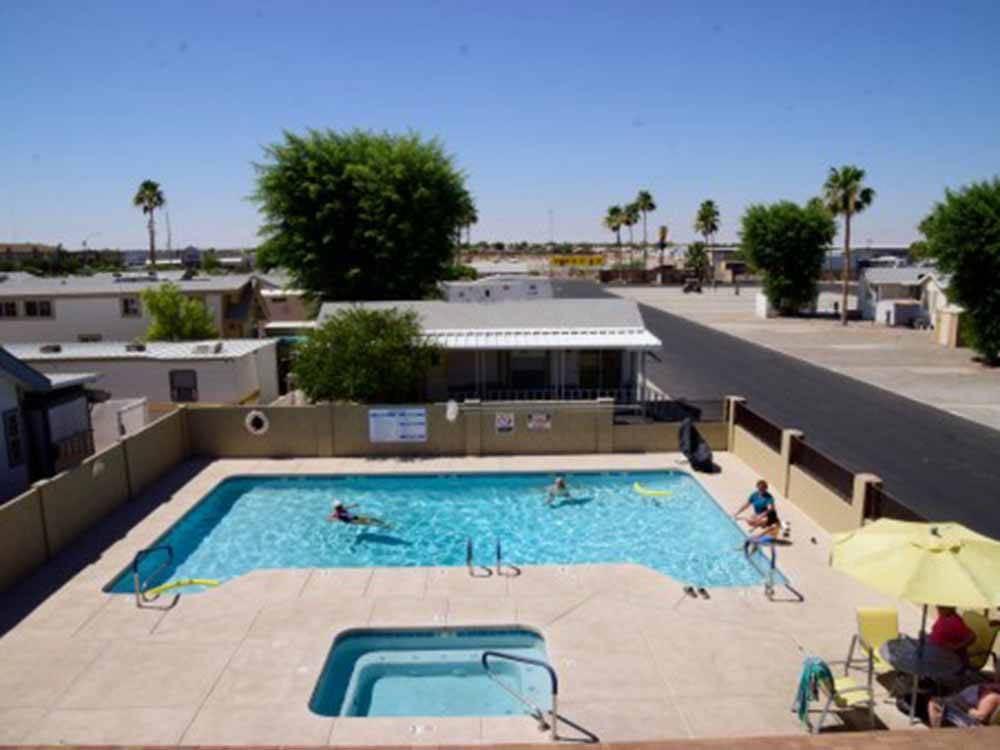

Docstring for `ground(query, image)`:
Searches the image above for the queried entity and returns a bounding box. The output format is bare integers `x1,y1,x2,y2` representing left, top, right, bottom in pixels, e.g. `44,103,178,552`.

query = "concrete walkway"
0,453,936,745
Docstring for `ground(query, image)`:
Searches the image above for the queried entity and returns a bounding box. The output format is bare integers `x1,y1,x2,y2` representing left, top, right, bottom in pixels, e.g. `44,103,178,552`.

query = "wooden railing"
733,401,782,451
52,429,95,473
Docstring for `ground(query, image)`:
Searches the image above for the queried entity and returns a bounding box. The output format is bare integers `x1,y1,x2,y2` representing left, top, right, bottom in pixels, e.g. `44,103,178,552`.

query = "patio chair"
844,607,899,682
792,656,876,734
959,610,999,676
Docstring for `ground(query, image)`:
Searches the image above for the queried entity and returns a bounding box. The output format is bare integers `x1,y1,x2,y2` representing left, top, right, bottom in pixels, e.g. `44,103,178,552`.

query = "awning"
424,327,661,350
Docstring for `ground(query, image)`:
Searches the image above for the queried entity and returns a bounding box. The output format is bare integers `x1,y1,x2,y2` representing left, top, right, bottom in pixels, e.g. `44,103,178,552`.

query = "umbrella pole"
909,604,928,725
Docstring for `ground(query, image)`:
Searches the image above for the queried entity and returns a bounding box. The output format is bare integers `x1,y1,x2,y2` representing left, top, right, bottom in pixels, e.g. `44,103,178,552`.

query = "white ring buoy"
245,410,270,436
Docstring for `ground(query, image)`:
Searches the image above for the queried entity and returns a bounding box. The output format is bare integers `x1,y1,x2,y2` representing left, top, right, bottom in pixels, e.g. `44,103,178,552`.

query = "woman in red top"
928,606,977,659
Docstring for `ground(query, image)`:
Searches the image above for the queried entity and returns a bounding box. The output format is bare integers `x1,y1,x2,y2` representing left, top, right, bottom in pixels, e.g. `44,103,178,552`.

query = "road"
557,281,1000,538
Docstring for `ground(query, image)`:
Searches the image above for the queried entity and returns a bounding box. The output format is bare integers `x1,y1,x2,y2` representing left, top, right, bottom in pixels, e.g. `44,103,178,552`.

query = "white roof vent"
192,341,224,355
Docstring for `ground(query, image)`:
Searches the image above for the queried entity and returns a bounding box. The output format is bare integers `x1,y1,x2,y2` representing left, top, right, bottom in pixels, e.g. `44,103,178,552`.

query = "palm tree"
624,202,640,259
694,200,720,247
823,166,875,325
634,190,656,266
132,180,166,269
603,205,624,249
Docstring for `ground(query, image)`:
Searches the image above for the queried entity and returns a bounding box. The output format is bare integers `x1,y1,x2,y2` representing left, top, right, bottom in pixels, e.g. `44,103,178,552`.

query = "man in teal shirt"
734,479,779,532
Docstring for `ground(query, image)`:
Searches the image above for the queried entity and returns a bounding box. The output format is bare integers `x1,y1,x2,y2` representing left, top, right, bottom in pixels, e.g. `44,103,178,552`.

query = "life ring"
245,410,270,436
633,482,672,497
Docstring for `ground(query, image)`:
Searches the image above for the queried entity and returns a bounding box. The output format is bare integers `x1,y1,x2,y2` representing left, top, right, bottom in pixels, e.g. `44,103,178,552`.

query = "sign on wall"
368,408,428,443
495,412,515,435
527,412,552,431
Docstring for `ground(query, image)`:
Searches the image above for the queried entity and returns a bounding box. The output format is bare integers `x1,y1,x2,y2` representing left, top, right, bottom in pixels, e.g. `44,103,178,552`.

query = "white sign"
495,412,515,435
527,412,552,431
368,408,428,443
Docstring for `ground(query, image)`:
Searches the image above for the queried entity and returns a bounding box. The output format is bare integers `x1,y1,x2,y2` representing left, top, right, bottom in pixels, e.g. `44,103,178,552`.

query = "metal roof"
862,267,930,286
5,339,276,362
0,272,255,297
317,299,661,350
0,347,97,391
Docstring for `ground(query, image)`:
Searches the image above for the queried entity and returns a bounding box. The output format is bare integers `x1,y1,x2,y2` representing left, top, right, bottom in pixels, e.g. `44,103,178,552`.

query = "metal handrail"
742,538,804,602
482,650,559,740
495,538,521,577
466,537,492,577
132,544,179,608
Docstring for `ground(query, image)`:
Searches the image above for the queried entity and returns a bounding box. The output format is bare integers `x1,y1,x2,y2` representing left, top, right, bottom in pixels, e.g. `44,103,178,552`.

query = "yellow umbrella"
831,519,1000,724
831,519,1000,609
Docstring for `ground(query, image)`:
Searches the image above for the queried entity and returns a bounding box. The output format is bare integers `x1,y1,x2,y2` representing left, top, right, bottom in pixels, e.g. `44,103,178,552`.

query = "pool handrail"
495,538,522,577
482,650,559,740
742,538,805,602
131,544,180,608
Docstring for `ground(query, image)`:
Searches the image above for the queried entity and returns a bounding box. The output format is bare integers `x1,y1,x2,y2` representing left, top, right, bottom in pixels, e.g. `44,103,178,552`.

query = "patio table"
880,636,963,724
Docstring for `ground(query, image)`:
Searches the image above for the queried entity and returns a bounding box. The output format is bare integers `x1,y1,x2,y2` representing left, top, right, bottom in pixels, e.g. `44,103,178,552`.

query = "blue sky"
2,1,999,248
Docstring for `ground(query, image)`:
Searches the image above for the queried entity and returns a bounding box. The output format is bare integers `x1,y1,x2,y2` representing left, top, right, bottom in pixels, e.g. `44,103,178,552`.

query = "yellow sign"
549,255,606,267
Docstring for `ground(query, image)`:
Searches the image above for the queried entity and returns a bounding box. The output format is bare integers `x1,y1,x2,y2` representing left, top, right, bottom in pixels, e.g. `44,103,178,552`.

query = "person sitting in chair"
929,606,977,661
929,683,1000,727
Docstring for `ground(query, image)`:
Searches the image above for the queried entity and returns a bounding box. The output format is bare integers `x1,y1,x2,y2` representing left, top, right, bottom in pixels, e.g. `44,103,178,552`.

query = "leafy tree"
293,307,440,403
603,205,624,247
623,202,640,248
132,180,166,268
740,200,836,315
200,249,222,273
919,178,1000,364
908,240,932,261
684,241,711,281
141,283,220,341
634,190,657,265
694,200,721,249
457,195,478,247
823,166,875,325
252,129,474,301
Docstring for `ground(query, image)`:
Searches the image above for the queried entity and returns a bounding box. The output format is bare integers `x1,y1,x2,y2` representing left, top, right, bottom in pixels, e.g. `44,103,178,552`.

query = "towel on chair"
794,657,835,725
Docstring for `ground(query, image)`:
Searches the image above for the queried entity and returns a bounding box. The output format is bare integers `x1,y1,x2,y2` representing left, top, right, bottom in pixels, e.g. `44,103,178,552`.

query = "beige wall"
477,403,609,455
786,465,859,533
185,405,331,457
731,425,784,488
37,444,131,556
0,488,48,593
123,410,187,496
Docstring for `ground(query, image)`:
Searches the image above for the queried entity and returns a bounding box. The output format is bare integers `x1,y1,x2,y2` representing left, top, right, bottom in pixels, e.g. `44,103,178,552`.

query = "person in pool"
734,480,781,536
545,476,570,505
328,501,390,528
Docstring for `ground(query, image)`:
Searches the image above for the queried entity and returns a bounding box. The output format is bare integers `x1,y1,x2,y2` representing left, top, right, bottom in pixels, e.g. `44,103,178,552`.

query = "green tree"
919,178,1000,364
132,180,166,269
634,190,657,265
694,200,720,249
740,200,836,315
457,196,478,248
823,165,875,325
293,307,440,403
200,249,222,273
603,205,624,248
623,202,640,250
252,129,474,301
684,241,711,282
141,283,220,341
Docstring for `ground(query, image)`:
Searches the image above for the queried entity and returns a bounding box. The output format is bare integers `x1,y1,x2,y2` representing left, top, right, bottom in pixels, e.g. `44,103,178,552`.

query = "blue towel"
794,657,835,725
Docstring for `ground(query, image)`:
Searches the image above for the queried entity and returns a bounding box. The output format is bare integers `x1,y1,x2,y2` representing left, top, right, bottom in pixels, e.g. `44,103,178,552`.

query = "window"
3,410,24,468
24,299,53,317
121,296,141,317
169,370,199,402
0,301,18,318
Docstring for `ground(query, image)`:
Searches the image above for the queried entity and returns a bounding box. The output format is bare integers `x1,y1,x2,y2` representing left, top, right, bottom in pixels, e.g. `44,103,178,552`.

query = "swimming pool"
310,628,551,717
109,471,772,591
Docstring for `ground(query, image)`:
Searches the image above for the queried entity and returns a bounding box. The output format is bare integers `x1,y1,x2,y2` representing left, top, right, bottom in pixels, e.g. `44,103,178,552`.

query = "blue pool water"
311,628,550,717
108,471,773,592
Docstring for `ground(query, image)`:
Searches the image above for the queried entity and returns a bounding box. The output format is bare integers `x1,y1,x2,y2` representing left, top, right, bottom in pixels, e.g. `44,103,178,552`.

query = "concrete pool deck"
0,452,931,745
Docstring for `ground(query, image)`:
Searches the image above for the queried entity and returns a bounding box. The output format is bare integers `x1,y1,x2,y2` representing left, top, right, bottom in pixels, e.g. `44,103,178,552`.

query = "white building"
858,266,930,322
0,271,262,343
316,299,661,402
440,275,553,303
6,340,280,408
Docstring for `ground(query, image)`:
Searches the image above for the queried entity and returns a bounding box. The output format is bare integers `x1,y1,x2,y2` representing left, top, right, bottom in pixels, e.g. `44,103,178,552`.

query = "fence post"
779,429,802,496
725,395,745,450
463,400,481,456
596,397,614,453
853,473,881,527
